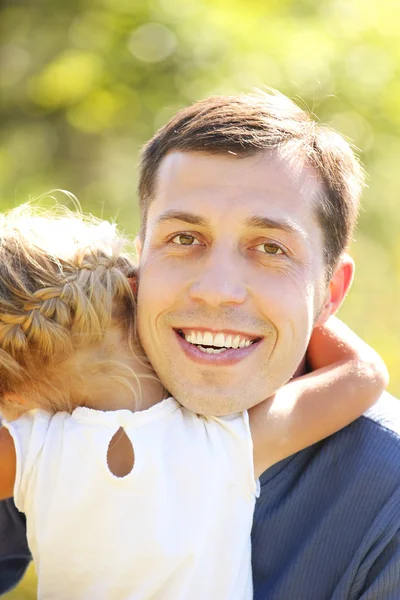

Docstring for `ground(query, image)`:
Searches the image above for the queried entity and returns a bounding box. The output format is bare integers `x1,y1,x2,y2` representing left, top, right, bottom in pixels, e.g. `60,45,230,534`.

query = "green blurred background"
1,0,399,595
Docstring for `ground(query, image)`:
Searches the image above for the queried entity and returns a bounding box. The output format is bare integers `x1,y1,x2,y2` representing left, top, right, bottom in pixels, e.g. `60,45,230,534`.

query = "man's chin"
173,389,259,417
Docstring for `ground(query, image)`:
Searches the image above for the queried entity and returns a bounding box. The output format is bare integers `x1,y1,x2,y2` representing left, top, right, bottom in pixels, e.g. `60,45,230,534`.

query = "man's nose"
188,248,247,308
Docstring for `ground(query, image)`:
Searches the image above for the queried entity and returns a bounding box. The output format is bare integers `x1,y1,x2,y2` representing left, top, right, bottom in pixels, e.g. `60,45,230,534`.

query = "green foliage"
0,0,399,431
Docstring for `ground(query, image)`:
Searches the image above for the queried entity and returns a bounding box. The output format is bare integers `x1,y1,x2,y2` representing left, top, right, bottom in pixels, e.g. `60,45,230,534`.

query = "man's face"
136,150,330,415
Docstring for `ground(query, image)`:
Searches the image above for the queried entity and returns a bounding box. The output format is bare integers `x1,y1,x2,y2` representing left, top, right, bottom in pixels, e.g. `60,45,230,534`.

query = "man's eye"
171,233,201,246
254,242,284,255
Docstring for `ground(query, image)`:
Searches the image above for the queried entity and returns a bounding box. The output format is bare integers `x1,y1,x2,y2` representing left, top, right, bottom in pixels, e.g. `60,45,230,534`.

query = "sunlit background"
1,0,399,595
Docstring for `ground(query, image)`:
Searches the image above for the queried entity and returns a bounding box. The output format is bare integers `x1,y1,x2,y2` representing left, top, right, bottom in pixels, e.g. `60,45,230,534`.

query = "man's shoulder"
361,391,400,438
254,394,400,600
330,391,400,479
266,391,400,491
351,391,400,461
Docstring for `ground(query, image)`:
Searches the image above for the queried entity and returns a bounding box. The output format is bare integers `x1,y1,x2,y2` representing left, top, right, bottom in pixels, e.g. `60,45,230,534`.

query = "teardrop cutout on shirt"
106,427,135,477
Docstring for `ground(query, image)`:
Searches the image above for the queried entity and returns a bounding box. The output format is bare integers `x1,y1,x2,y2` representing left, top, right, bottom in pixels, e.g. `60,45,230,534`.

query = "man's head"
135,90,364,415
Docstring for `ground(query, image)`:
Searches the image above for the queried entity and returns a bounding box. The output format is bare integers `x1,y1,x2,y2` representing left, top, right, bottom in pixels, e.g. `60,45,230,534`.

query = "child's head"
0,202,144,417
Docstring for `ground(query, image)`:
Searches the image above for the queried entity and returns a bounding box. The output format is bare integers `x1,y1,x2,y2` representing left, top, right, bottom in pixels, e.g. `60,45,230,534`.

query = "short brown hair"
138,90,364,272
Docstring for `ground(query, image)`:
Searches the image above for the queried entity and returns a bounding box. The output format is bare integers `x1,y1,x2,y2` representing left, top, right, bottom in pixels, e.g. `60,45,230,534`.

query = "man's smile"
174,328,263,364
178,328,260,350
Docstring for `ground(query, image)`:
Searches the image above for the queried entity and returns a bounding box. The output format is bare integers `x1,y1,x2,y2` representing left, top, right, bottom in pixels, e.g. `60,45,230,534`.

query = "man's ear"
134,236,143,260
128,277,138,296
128,237,143,298
315,255,355,327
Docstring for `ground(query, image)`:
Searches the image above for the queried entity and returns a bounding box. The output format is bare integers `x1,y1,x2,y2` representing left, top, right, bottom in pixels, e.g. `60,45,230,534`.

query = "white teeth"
198,346,226,354
232,335,240,349
202,332,214,346
213,333,225,347
183,330,255,350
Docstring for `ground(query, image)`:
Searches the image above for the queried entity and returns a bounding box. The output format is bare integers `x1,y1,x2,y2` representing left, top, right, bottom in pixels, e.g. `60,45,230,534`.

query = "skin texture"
136,150,354,416
0,427,16,499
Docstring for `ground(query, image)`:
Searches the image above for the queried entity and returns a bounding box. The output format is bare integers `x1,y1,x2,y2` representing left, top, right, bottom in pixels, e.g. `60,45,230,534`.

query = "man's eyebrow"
245,215,306,237
154,211,306,238
155,210,208,227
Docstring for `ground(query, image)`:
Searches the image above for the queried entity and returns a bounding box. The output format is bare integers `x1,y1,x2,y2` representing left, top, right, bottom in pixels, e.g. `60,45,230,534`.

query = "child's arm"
249,317,389,478
0,426,16,500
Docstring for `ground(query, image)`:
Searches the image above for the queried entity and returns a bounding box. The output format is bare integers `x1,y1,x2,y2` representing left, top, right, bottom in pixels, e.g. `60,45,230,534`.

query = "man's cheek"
258,278,308,317
138,275,180,328
259,285,313,346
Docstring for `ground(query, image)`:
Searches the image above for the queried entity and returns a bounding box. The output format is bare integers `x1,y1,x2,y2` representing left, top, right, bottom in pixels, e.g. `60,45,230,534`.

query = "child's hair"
0,201,141,417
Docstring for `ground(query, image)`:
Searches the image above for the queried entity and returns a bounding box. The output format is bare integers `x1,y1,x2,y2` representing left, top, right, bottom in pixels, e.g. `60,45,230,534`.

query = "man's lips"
174,328,262,366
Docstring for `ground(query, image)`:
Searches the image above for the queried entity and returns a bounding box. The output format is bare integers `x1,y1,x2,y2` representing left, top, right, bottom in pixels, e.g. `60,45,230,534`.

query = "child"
0,204,388,599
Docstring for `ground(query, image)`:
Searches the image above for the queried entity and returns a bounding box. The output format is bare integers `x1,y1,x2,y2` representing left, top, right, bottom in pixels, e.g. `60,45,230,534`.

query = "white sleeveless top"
4,398,258,600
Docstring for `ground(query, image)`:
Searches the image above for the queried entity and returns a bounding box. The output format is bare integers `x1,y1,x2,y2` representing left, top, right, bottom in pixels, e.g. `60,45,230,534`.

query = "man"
1,90,400,598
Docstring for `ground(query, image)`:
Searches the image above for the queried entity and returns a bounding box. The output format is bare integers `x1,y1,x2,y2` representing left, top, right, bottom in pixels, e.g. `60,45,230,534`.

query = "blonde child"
0,204,388,599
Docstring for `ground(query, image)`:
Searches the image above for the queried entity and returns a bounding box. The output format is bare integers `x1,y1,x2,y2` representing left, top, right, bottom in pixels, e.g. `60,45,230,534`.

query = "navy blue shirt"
0,498,30,594
1,393,400,598
252,393,400,599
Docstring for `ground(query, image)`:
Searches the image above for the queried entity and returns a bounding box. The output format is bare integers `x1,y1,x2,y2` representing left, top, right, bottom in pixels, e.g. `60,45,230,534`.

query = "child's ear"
315,255,355,327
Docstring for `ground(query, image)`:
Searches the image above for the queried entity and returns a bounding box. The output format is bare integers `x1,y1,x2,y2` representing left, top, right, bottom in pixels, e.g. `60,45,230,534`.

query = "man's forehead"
155,149,323,199
152,150,324,226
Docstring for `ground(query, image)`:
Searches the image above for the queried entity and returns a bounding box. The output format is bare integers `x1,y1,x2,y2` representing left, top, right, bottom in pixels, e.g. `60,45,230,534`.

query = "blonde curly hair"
0,201,141,418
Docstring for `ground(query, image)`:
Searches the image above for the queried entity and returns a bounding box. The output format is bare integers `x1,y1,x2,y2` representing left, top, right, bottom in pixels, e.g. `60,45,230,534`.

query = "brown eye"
171,234,200,246
254,242,284,255
262,243,283,255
